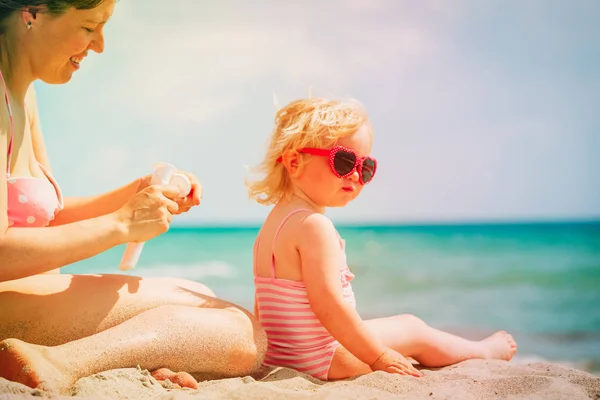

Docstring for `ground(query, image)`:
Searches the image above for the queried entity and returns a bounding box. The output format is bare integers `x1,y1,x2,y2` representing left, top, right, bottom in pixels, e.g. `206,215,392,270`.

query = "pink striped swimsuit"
253,209,357,380
2,70,63,228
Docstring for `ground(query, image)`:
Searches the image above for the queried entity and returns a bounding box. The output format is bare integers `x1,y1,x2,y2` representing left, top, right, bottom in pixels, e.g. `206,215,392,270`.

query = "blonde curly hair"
246,97,373,206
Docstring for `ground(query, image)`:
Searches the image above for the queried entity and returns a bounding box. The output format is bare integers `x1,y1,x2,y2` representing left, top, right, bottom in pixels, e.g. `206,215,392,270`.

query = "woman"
0,0,266,394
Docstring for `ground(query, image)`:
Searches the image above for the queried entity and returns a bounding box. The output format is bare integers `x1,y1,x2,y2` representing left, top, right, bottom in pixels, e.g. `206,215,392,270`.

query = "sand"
1,360,599,400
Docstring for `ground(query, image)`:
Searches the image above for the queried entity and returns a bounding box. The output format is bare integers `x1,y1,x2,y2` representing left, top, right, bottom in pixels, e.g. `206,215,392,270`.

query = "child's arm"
297,214,386,367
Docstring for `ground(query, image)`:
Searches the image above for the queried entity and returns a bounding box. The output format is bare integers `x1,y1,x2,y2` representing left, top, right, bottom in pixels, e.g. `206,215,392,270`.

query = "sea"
62,220,600,374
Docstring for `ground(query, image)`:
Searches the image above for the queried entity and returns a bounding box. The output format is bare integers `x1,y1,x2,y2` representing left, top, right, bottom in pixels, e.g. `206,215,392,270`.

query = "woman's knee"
226,310,268,375
152,304,267,376
206,309,267,376
227,334,267,376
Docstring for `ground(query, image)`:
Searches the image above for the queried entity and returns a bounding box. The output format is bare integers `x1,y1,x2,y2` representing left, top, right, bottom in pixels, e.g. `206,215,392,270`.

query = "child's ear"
281,151,301,177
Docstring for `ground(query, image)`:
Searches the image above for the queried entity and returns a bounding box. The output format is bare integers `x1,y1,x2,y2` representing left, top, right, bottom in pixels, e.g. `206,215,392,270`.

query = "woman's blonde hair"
246,97,373,206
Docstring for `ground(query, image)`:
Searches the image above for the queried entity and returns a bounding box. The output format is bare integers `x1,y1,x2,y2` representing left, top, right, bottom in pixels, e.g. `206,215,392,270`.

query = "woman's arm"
50,179,144,226
298,214,387,367
0,214,126,282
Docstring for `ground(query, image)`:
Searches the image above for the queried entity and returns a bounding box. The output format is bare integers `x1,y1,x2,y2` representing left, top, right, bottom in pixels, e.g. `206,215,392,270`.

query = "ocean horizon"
62,219,600,374
169,216,600,229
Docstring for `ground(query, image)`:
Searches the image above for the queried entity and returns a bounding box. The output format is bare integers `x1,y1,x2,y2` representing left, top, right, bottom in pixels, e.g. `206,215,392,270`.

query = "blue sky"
34,0,599,225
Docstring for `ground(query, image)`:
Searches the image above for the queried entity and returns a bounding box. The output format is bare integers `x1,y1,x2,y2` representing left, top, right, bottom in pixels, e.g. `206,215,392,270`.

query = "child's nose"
349,170,360,182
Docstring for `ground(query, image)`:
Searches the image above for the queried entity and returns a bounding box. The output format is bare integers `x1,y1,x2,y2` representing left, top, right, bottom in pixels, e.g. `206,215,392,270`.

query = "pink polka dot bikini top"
2,70,63,228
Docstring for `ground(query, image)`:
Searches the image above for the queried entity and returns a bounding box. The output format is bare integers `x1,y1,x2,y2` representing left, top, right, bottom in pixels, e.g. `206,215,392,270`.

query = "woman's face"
24,0,115,84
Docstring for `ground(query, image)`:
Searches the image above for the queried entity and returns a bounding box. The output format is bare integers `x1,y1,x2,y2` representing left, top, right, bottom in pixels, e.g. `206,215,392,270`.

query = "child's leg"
328,314,517,380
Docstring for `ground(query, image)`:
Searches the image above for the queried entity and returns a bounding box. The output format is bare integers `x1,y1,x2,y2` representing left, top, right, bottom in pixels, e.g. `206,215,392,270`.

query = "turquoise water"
63,221,600,373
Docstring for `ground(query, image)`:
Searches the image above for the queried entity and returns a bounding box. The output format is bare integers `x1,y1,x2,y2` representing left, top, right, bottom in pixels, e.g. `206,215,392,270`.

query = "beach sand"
1,360,599,400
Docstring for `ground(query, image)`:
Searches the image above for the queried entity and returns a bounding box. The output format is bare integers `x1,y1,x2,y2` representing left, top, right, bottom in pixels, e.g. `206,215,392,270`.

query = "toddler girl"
246,97,517,380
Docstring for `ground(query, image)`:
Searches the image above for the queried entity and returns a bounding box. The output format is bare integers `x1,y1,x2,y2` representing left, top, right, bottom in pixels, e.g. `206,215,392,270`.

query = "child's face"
296,124,374,208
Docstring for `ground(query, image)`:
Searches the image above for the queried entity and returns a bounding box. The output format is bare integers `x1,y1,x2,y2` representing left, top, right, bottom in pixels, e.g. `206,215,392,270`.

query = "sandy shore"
1,359,599,400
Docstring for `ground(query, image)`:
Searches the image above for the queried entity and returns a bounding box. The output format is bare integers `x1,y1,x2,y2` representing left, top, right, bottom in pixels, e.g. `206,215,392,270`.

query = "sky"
34,0,600,225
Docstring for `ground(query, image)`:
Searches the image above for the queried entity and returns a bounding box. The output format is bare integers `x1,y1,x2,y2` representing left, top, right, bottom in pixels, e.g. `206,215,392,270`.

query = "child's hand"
370,348,424,377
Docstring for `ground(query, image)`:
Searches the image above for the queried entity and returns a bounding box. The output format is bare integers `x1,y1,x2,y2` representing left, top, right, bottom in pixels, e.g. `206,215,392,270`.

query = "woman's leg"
0,273,231,346
0,274,267,393
328,314,517,380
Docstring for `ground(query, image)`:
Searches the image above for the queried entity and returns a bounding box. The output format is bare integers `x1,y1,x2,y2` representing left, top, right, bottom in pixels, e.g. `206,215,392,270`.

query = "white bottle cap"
151,162,178,185
170,173,192,198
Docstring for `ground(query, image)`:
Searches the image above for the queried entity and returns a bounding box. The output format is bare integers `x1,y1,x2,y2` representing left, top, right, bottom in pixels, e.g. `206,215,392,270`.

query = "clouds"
33,0,600,224
79,0,437,128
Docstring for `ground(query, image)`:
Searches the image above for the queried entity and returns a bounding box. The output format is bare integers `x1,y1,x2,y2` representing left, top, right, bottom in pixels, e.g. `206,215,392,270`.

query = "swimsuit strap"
269,208,313,278
252,234,261,276
0,68,13,176
38,162,64,209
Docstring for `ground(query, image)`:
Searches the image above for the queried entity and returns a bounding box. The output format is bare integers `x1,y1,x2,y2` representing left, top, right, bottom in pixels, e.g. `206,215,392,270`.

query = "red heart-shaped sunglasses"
277,146,377,185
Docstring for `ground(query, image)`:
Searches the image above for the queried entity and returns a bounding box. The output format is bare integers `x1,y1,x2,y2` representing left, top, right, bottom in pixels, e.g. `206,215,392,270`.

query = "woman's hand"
370,348,424,377
138,170,202,215
113,184,181,243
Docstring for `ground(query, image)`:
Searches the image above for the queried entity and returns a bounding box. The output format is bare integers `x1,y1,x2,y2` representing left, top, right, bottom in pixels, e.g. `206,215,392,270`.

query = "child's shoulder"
297,211,335,232
265,207,339,240
290,211,343,250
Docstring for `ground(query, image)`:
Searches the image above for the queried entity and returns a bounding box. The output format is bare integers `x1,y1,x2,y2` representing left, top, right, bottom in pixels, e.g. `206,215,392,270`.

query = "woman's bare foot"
0,338,73,393
151,367,198,389
480,331,518,361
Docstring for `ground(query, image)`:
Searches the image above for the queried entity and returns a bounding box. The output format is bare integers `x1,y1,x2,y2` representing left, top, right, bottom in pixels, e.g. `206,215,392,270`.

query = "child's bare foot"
151,367,198,389
0,338,72,393
480,331,517,361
